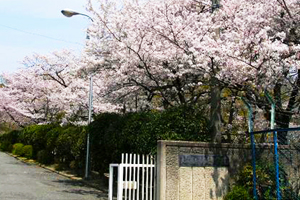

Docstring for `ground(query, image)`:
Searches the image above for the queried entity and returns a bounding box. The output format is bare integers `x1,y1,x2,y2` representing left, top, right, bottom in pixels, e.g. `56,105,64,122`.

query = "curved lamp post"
61,9,93,179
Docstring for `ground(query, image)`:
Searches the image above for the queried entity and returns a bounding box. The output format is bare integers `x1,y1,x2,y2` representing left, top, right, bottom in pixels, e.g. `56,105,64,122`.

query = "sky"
0,0,92,73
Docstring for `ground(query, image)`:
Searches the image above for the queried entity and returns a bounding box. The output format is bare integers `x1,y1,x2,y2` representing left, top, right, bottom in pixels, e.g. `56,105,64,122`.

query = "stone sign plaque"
179,154,229,167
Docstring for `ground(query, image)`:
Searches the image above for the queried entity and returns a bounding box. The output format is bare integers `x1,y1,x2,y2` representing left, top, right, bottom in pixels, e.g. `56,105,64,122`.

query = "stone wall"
156,140,300,200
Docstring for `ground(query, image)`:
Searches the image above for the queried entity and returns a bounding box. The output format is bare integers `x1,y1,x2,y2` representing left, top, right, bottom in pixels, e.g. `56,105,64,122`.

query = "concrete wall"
156,140,300,200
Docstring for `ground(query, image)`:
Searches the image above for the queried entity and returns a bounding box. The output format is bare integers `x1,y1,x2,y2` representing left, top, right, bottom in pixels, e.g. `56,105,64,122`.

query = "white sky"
0,0,92,73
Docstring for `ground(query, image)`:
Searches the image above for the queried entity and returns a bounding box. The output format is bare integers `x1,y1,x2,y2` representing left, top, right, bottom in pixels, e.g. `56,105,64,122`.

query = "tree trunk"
275,69,300,144
210,0,222,143
210,76,222,143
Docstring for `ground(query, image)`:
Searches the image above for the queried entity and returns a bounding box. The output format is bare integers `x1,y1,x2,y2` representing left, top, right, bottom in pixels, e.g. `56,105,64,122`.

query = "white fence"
109,153,156,200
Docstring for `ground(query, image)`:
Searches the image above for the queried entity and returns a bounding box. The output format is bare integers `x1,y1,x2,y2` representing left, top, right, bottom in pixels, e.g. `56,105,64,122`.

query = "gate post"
117,164,124,200
109,164,114,200
156,141,166,200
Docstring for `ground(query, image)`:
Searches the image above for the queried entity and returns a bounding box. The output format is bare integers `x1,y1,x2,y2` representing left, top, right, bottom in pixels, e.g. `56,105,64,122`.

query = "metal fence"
250,127,300,200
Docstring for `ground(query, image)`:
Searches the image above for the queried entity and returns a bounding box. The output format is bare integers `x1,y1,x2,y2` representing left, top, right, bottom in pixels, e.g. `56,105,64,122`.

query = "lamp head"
61,9,79,18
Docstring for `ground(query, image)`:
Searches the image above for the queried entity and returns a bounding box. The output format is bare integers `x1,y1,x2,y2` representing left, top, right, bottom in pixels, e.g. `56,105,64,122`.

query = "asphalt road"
0,151,106,200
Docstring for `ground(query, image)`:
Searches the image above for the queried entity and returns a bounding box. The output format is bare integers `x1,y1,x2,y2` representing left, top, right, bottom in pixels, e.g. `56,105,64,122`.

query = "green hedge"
0,106,209,174
55,126,86,168
19,124,57,158
37,150,53,164
0,124,86,168
90,105,209,173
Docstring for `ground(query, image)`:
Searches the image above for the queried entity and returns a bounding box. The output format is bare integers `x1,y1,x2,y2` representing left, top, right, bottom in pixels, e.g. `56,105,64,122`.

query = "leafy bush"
45,126,64,155
22,145,33,159
0,130,21,152
55,125,86,167
224,186,252,200
12,143,24,156
37,150,53,164
0,141,13,152
89,112,126,173
19,124,57,158
228,162,299,200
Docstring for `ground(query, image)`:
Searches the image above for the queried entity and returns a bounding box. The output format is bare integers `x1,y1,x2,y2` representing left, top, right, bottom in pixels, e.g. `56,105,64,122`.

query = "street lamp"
61,9,94,22
61,9,93,179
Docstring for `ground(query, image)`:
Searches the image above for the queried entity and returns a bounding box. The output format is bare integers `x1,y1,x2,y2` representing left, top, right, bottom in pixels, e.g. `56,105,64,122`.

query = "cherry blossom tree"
0,50,119,126
0,68,52,126
2,0,300,143
84,0,300,142
218,0,300,143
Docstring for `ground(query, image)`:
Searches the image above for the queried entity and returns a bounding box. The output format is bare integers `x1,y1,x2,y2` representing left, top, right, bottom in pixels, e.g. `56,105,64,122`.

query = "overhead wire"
0,23,84,46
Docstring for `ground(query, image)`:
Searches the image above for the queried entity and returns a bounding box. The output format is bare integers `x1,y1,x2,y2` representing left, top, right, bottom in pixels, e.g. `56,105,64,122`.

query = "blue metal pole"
242,98,258,200
273,130,281,199
265,90,281,199
250,131,258,200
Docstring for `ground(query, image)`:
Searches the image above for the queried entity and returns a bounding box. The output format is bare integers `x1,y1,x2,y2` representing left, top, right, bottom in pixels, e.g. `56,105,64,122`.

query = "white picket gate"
109,153,156,200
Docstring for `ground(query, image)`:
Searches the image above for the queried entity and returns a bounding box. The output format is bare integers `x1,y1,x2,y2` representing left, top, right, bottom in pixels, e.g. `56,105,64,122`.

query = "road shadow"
53,179,85,186
53,179,107,198
61,188,107,198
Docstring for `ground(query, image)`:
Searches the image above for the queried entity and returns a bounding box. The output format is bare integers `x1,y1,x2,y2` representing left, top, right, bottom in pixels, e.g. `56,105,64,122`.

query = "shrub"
20,124,58,158
229,162,300,200
22,145,33,159
37,150,53,164
0,130,21,152
45,126,64,155
90,112,129,173
55,125,86,166
224,186,252,200
12,143,24,156
0,141,13,152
